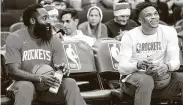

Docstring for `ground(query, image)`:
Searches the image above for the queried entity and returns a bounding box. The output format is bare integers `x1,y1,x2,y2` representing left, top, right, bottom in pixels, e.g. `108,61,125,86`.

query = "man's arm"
7,63,40,82
165,27,180,71
118,33,138,75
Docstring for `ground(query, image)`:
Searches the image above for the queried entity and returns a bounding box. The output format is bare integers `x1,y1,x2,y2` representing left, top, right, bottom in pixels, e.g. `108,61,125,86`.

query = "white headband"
114,8,131,16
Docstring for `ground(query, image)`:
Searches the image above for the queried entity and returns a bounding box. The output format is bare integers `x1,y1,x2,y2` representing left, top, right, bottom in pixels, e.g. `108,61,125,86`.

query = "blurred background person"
52,0,69,10
78,6,108,39
105,1,138,40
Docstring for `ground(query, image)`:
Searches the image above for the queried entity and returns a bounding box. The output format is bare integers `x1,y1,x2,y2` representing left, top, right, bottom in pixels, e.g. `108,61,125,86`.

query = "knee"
139,75,154,89
61,78,78,89
18,81,35,92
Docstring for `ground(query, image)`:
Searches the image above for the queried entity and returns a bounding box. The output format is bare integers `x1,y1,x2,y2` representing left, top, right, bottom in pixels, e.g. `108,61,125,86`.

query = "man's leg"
156,72,183,104
10,81,36,105
37,78,86,105
121,71,154,105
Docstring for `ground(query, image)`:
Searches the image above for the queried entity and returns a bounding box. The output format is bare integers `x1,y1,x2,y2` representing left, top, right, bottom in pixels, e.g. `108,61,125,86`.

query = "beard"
34,21,53,43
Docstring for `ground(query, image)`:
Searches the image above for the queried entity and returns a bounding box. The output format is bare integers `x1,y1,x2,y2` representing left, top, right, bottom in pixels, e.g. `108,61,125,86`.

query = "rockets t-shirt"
5,28,64,73
119,24,180,74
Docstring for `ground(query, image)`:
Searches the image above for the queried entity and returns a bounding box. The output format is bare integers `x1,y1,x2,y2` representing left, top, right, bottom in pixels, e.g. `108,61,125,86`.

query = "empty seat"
93,38,134,104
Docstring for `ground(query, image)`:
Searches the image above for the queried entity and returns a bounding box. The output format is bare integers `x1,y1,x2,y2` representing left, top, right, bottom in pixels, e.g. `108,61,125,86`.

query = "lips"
150,20,159,24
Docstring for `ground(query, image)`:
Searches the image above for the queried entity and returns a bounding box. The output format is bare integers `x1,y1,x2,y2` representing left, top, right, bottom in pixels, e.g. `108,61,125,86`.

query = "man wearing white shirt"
59,8,96,46
118,2,183,105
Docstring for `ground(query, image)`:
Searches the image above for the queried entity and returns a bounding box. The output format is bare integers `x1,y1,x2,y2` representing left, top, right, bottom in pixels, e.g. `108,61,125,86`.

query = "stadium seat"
1,12,21,31
38,40,112,105
1,96,12,105
93,38,121,89
1,32,11,47
9,22,25,33
92,38,130,104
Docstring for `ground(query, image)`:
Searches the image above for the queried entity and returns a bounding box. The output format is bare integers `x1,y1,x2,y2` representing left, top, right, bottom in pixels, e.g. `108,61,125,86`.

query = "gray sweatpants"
121,71,183,105
9,78,86,105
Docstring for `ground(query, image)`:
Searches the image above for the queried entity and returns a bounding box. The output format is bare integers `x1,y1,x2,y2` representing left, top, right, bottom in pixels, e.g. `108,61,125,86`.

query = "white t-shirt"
63,30,96,47
118,25,180,75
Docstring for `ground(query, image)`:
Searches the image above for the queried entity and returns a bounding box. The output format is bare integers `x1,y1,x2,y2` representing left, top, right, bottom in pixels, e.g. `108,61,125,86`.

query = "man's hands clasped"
40,63,70,88
137,60,169,76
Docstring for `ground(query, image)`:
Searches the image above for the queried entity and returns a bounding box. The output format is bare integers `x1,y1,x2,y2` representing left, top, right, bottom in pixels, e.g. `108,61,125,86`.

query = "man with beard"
5,4,87,105
118,2,183,105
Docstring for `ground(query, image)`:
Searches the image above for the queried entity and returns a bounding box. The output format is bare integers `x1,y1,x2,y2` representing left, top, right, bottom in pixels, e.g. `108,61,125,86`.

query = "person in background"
44,5,64,35
118,2,183,105
78,6,108,39
59,8,96,46
105,1,138,40
5,4,87,105
52,0,69,10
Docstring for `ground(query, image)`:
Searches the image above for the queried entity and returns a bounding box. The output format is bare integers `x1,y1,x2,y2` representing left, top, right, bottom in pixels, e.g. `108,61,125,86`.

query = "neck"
141,26,157,35
67,30,78,37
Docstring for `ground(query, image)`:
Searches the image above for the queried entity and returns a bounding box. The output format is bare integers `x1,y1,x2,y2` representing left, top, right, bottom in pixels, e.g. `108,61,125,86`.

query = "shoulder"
159,25,177,36
6,29,26,45
128,19,138,26
101,23,107,29
126,26,141,35
78,21,88,29
105,19,114,25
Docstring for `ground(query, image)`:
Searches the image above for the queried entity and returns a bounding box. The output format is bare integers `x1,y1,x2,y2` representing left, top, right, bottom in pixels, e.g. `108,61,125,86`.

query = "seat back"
61,40,97,74
1,32,11,47
93,38,121,89
9,22,25,33
93,38,121,73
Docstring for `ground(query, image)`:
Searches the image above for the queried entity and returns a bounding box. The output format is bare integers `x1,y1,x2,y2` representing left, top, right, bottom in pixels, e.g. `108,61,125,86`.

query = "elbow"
169,60,180,71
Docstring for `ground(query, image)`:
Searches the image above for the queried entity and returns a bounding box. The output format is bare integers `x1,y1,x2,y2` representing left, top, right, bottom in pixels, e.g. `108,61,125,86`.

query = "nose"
63,22,67,28
151,14,156,19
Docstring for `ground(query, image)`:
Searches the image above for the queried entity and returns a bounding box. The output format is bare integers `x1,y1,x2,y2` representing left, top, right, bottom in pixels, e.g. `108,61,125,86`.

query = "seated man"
105,1,138,40
118,2,183,105
5,4,87,105
59,8,96,46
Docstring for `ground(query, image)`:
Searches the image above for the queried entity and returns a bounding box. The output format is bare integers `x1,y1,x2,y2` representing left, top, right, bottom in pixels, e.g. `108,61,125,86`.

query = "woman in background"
78,6,108,39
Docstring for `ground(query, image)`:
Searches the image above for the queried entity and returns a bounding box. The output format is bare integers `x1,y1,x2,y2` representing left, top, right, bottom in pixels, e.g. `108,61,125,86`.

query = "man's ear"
75,19,79,26
30,18,36,25
138,18,141,24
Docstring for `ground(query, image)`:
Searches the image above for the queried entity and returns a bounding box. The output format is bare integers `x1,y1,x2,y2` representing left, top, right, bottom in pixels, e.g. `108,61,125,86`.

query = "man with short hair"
118,2,183,105
105,1,138,40
59,8,96,46
5,4,87,105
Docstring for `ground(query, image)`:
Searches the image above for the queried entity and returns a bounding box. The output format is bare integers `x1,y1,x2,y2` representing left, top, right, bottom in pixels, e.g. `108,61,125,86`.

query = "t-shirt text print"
136,41,162,53
22,49,51,61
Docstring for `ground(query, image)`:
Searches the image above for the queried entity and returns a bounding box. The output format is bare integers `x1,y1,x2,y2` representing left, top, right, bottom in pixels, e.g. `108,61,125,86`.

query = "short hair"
59,8,79,20
135,2,158,19
23,4,43,27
